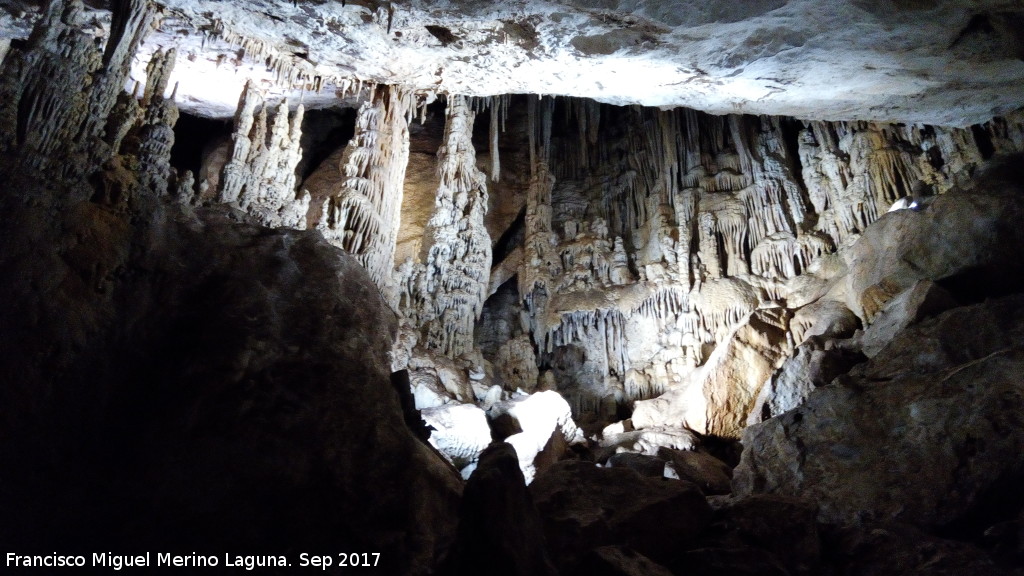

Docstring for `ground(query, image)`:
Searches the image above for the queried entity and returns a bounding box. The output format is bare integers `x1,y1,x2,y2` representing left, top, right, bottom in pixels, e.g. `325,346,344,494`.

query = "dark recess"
170,113,231,179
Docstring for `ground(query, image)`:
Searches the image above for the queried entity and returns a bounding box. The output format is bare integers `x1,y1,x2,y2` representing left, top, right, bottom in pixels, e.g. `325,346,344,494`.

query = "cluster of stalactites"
400,95,492,359
468,94,511,182
796,118,1023,246
0,0,153,184
544,308,629,381
318,85,412,301
750,231,836,280
509,95,1024,417
217,80,309,229
202,5,421,108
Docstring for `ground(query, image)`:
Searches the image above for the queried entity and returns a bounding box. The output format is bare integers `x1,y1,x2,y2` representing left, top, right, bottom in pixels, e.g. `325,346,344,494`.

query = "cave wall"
181,63,1024,434
6,0,1024,467
502,97,1024,430
0,2,462,571
5,1,1024,572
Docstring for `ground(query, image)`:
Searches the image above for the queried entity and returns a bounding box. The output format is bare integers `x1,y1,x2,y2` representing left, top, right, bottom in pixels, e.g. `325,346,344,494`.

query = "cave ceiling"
4,0,1024,124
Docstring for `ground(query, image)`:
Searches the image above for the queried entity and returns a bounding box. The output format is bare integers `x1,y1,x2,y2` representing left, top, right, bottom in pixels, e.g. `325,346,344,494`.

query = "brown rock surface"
658,447,733,495
530,460,712,571
860,279,959,358
0,188,462,573
734,294,1024,534
842,163,1024,323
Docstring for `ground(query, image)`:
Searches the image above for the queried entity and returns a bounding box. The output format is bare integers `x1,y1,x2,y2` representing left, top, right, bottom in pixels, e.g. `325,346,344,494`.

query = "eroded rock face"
859,279,958,358
0,195,463,572
747,342,865,424
734,294,1024,532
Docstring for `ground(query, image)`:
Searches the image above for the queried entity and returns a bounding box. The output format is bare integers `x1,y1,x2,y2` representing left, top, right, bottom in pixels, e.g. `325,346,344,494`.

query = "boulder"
445,442,558,576
492,390,583,483
530,460,712,571
748,342,865,424
716,495,821,575
409,351,477,407
409,366,459,410
658,448,733,495
735,295,1024,533
421,403,493,469
606,452,666,478
862,293,1024,382
0,198,462,573
571,546,674,576
790,298,860,344
860,279,958,358
843,174,1024,323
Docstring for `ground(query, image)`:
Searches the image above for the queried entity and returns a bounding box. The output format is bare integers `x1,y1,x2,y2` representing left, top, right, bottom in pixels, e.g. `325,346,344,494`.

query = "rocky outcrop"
734,162,1024,540
530,460,713,573
658,448,733,496
444,442,558,576
735,293,1024,534
747,341,865,424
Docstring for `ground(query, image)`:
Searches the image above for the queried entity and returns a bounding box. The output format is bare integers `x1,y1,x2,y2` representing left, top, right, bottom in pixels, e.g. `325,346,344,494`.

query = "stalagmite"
403,95,492,359
128,48,179,197
217,81,309,229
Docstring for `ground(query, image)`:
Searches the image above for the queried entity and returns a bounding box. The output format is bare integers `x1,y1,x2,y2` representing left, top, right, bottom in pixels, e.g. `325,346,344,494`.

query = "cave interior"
2,0,1024,574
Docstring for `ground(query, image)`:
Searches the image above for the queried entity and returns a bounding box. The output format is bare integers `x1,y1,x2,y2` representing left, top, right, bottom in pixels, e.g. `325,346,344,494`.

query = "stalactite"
467,95,510,182
128,47,180,197
545,308,629,383
0,0,153,184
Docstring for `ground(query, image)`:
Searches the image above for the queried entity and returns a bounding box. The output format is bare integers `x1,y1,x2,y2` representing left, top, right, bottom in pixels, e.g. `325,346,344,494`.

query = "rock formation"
314,84,412,300
401,95,493,359
0,4,461,573
3,0,1024,573
216,80,309,228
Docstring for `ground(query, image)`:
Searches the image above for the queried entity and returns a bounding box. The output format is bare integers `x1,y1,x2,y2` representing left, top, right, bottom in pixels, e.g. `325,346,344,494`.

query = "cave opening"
169,112,230,180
